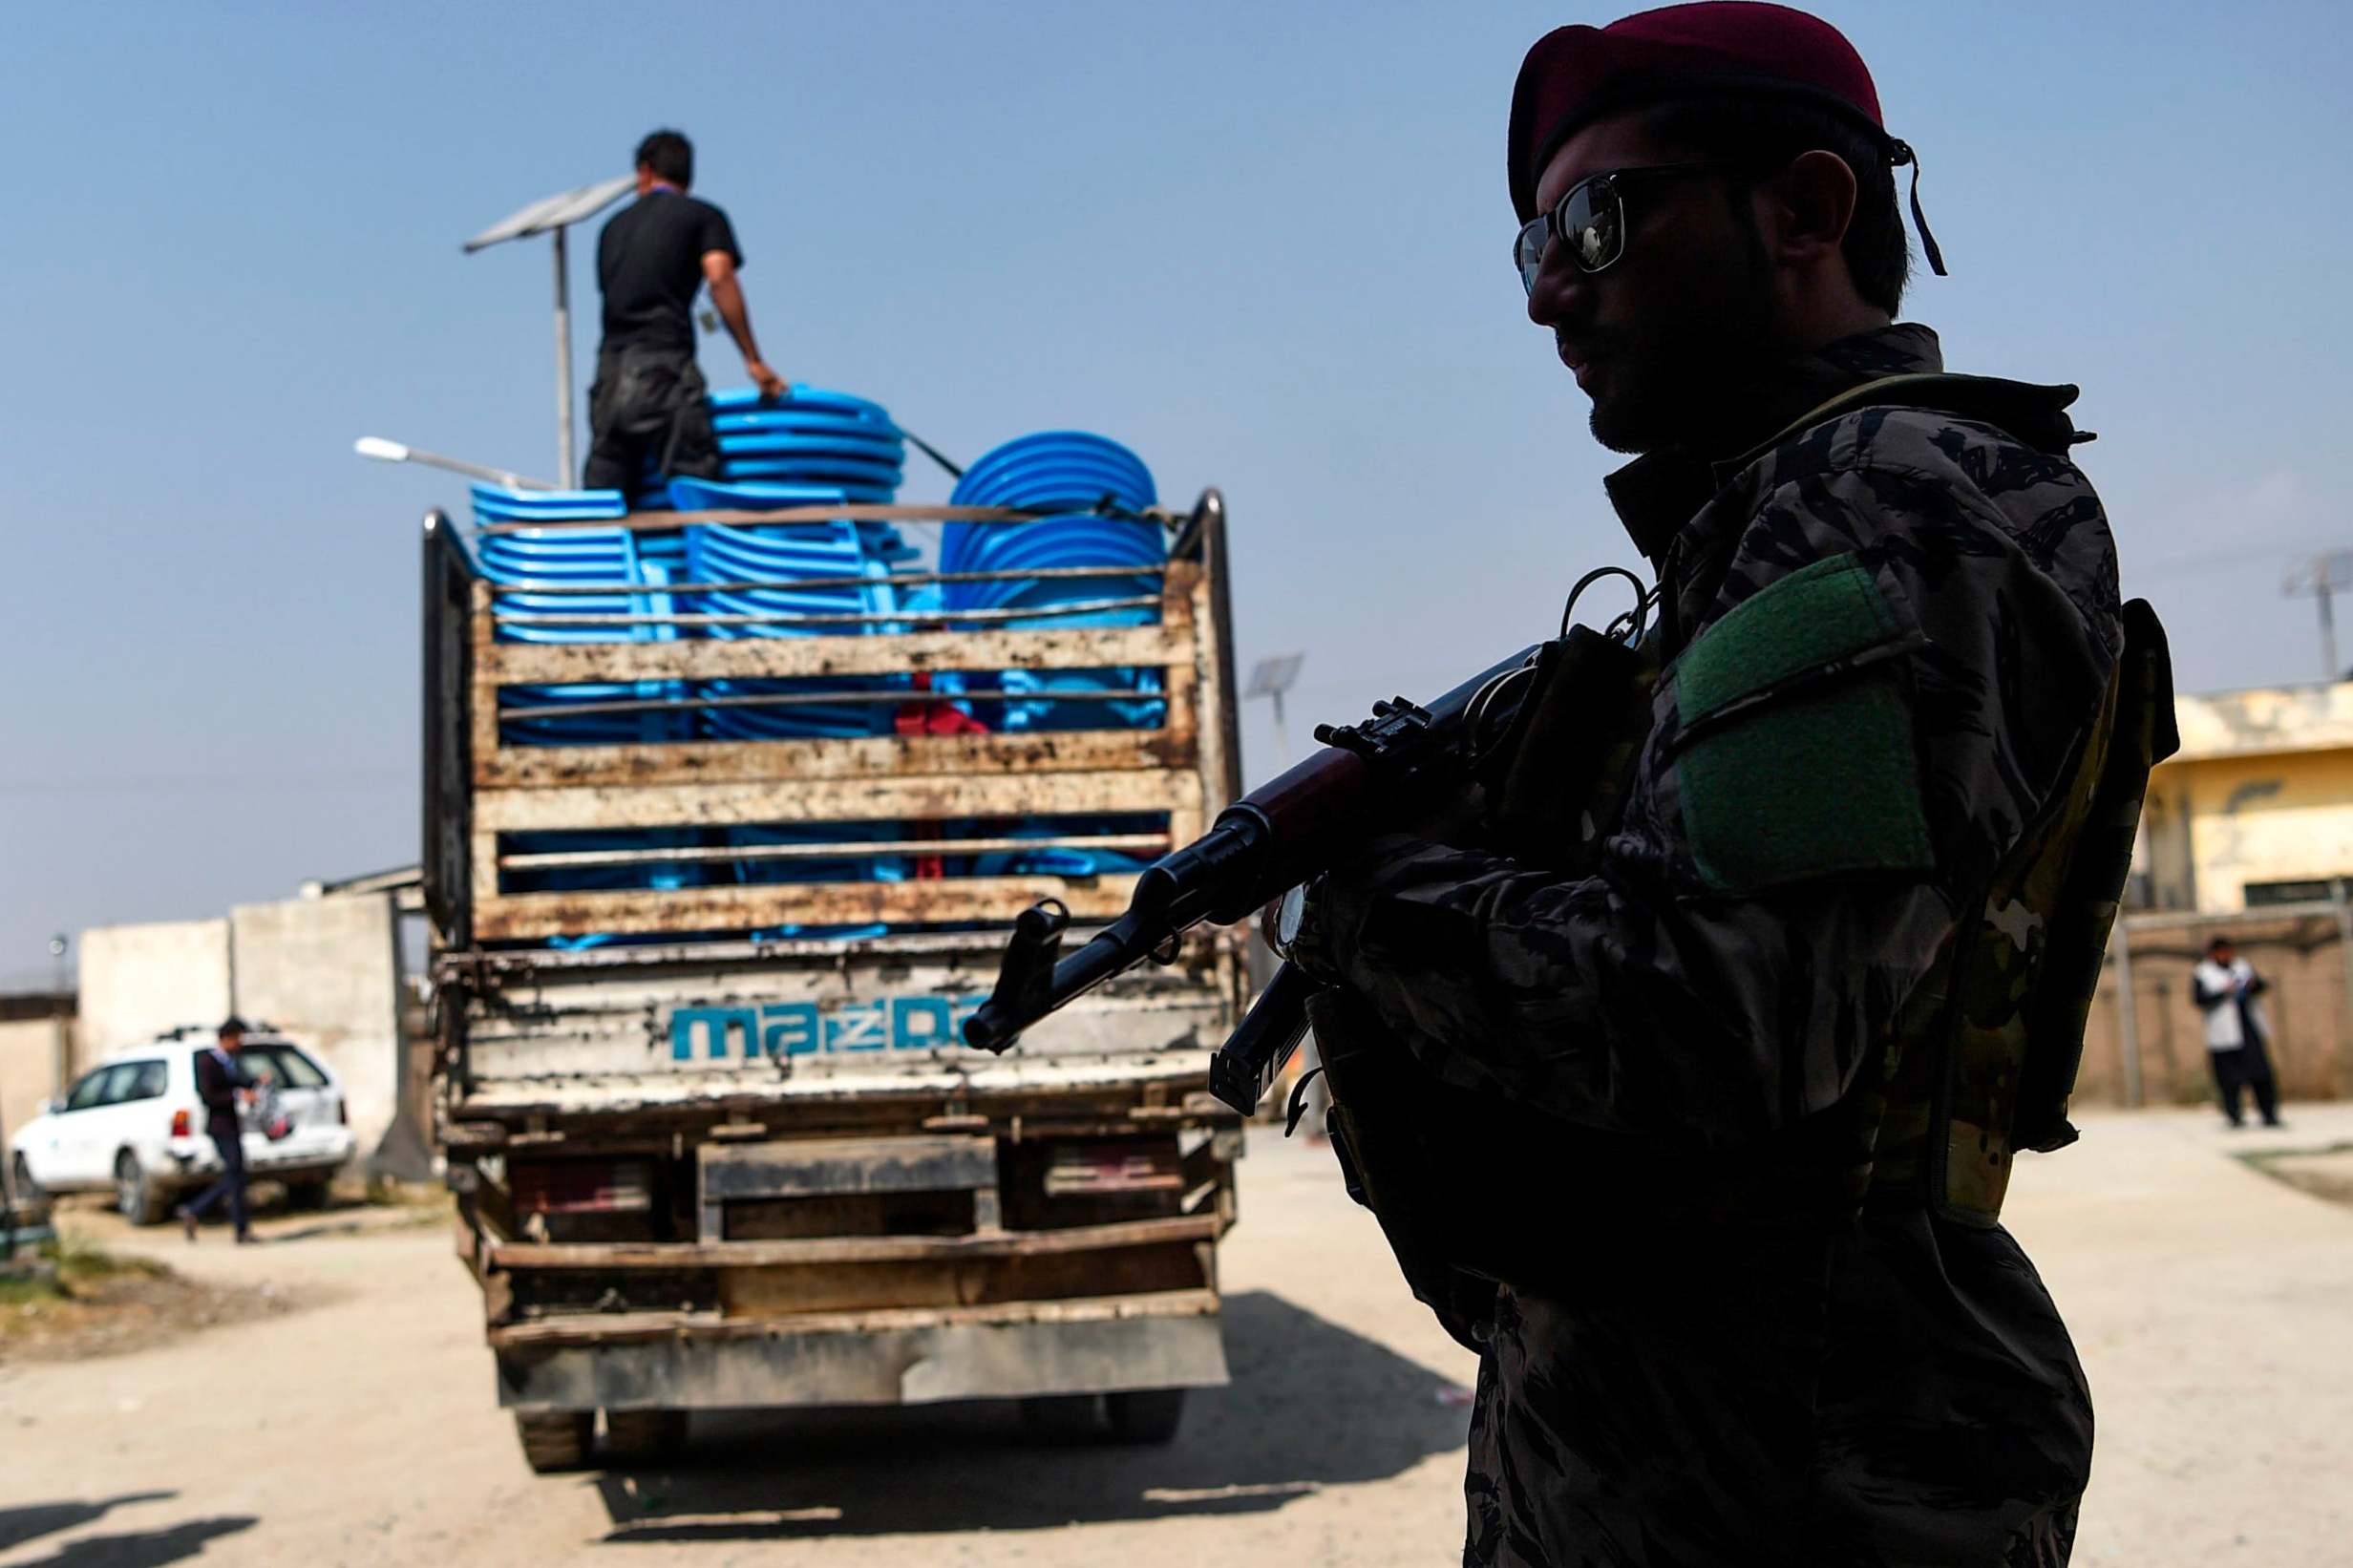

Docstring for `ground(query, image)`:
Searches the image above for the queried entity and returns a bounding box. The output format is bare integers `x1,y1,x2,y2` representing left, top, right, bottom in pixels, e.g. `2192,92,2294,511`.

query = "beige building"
2137,680,2353,913
2077,679,2353,1108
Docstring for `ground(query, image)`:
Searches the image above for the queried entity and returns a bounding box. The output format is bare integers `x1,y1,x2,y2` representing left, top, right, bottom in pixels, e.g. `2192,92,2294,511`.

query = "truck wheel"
115,1151,169,1226
286,1179,332,1212
1105,1388,1187,1445
516,1410,594,1473
603,1409,688,1466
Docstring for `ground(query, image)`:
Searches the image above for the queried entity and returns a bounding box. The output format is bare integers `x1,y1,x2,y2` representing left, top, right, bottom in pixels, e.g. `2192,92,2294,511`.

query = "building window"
2244,878,2346,907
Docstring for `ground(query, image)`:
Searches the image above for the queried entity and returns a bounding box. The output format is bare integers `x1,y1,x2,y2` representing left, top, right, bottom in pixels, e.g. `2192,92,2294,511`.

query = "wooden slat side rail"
493,594,1161,630
477,622,1186,687
474,503,1172,535
470,876,1141,940
472,728,1196,790
490,1215,1218,1270
454,515,1223,949
467,579,503,789
1181,553,1240,818
496,564,1169,596
473,768,1199,832
500,832,1169,870
1156,562,1203,780
464,574,504,906
468,622,502,919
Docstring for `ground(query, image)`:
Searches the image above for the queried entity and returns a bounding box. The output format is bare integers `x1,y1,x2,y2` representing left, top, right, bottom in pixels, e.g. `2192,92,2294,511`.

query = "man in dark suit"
179,1017,257,1242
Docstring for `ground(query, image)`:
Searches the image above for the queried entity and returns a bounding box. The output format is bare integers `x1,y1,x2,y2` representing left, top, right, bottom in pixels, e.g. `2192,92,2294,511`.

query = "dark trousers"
183,1129,248,1234
2209,1041,2281,1126
582,344,721,493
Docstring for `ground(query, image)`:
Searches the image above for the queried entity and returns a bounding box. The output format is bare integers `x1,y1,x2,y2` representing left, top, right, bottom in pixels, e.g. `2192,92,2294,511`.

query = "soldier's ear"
1754,149,1859,269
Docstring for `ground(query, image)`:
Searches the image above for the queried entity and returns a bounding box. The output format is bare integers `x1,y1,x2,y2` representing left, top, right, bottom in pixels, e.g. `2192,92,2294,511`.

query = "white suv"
9,1028,358,1224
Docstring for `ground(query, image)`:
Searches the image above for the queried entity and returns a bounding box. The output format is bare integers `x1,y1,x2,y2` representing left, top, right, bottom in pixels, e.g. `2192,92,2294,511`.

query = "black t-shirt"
596,189,742,354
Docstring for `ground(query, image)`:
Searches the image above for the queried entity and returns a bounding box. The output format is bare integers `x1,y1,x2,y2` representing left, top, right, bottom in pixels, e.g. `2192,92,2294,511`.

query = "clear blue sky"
4,1,2349,985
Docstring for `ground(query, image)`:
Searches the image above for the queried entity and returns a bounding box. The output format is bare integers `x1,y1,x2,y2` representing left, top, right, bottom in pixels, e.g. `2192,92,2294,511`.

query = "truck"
421,489,1251,1471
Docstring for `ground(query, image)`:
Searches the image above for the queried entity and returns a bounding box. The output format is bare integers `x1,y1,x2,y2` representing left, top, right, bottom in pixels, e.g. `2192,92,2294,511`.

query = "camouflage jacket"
1298,325,2116,1566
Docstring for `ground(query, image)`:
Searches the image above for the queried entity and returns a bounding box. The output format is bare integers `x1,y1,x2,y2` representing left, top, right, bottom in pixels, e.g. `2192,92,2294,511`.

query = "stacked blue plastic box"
477,392,1171,933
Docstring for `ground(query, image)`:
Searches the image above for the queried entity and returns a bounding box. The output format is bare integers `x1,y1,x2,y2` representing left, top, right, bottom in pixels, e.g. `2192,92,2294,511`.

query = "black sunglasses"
1513,161,1746,294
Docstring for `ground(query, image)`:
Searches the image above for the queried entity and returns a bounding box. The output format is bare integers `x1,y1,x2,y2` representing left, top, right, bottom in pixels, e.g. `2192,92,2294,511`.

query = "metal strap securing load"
496,685,1170,722
473,502,1183,536
493,593,1162,630
490,564,1168,596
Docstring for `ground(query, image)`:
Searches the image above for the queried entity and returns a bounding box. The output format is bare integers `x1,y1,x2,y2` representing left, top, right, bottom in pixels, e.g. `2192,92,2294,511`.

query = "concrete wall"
76,898,404,1160
2111,684,2353,1095
1,1015,76,1146
77,918,231,1055
229,895,402,1154
2074,910,2353,1108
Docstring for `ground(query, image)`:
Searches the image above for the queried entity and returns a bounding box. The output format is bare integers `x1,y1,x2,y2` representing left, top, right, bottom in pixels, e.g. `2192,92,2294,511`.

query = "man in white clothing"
2192,936,2282,1129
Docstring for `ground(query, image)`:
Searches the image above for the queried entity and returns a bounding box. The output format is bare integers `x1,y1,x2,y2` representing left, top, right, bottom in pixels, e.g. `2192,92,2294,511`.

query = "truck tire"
603,1409,688,1466
516,1410,594,1473
286,1178,332,1212
1105,1388,1187,1445
115,1151,169,1227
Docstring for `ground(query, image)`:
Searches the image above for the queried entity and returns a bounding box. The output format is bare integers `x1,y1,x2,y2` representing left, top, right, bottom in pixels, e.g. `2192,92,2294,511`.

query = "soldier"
1288,5,2174,1563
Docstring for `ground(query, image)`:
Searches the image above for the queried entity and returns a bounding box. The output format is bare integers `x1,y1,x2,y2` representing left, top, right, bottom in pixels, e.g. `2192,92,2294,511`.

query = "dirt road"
3,1108,2348,1566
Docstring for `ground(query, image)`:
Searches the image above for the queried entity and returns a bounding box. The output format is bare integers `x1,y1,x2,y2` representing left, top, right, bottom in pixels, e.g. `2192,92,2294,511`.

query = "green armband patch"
1673,553,1935,894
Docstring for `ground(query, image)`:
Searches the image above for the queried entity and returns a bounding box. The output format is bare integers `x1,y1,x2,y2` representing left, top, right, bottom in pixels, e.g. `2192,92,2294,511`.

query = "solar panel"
461,175,636,253
1245,653,1305,699
2283,552,2353,597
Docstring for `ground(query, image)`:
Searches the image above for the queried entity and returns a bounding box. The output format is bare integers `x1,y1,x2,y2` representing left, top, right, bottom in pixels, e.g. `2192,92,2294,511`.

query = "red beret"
1510,3,1895,222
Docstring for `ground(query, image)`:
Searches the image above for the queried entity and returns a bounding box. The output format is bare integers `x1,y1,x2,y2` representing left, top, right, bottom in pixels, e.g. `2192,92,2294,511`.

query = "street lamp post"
461,175,638,484
1244,653,1307,773
2283,551,2353,683
48,934,70,1146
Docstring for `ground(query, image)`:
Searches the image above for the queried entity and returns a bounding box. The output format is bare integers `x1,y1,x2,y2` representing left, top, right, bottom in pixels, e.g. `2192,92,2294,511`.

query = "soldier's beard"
1584,266,1782,457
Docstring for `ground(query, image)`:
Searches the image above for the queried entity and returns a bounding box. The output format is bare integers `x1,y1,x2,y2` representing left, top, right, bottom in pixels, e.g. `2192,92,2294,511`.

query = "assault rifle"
961,644,1547,1112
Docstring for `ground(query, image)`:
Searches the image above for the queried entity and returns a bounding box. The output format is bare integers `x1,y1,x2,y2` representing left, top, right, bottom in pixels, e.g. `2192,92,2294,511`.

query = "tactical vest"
1314,375,2178,1318
1728,376,2180,1225
1860,590,2177,1224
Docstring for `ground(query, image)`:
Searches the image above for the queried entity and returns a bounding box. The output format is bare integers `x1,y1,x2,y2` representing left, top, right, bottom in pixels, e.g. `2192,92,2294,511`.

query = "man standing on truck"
583,129,791,491
1290,5,2172,1563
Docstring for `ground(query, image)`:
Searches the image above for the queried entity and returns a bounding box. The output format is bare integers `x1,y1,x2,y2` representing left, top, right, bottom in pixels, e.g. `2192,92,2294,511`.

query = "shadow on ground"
257,1210,439,1244
2239,1142,2353,1210
0,1512,253,1568
58,1188,439,1247
0,1494,175,1554
594,1288,1469,1542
